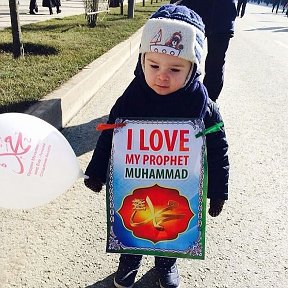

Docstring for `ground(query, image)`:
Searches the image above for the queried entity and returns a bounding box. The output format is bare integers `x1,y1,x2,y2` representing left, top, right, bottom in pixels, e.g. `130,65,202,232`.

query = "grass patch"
0,1,168,113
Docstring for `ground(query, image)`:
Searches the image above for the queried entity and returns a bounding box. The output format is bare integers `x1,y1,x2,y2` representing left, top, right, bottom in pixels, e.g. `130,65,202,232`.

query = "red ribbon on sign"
96,123,126,131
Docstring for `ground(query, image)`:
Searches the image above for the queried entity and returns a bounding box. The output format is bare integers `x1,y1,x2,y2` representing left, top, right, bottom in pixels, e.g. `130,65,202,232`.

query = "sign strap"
195,122,224,138
96,123,126,131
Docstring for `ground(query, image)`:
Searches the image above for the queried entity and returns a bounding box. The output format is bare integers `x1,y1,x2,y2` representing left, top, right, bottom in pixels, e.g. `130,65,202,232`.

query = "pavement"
0,0,142,129
0,0,85,29
1,3,288,288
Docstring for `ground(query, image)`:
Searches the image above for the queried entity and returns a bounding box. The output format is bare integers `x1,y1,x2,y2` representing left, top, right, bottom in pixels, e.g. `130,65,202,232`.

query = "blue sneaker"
114,263,139,288
158,263,180,288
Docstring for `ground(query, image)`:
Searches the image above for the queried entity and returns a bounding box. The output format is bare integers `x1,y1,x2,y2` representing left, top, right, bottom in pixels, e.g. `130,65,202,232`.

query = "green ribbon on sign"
195,122,224,138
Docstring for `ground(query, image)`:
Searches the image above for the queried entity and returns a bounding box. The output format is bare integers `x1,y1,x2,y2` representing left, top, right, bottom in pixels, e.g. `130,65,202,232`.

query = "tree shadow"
63,115,109,157
244,26,287,32
85,273,115,288
20,20,82,32
274,27,288,33
134,9,159,13
0,42,59,56
0,100,38,114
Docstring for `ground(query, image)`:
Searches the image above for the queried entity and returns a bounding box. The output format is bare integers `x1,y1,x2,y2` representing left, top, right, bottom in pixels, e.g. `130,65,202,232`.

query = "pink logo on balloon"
0,132,31,174
0,132,51,177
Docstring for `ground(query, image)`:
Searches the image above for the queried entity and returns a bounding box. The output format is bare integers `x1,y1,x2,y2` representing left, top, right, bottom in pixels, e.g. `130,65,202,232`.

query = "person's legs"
241,1,247,17
155,257,179,288
276,1,280,12
55,0,61,13
272,1,276,12
203,35,231,102
114,254,142,288
236,1,242,16
29,0,37,14
283,2,288,13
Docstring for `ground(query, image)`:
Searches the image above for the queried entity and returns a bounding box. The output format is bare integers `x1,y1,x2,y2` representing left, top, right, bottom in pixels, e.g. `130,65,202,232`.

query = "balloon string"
96,123,126,131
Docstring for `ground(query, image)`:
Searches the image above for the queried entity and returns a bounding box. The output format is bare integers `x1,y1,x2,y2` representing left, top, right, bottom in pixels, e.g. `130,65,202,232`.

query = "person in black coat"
237,0,248,17
171,0,237,102
29,0,38,14
42,0,61,15
272,0,281,13
84,5,229,288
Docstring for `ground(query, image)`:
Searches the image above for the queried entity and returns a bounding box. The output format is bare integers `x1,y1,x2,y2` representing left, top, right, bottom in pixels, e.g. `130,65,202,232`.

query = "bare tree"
9,0,24,58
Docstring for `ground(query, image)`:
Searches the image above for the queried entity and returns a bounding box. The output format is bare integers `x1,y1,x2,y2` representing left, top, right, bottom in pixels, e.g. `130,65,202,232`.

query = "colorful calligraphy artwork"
119,184,193,243
106,119,207,259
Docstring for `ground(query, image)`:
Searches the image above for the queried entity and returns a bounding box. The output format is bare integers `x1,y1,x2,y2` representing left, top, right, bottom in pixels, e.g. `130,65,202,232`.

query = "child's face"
144,52,192,95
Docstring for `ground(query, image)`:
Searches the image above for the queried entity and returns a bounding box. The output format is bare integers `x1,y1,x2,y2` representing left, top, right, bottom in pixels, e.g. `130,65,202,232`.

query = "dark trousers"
237,0,247,17
118,254,177,270
29,0,38,12
203,34,231,102
272,0,281,13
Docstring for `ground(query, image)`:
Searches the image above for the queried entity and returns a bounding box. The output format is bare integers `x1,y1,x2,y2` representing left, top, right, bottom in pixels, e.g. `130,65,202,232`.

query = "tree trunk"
128,0,135,18
9,0,24,58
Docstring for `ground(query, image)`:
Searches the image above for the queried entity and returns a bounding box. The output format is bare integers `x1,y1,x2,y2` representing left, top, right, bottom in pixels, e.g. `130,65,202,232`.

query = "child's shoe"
158,263,180,288
113,263,139,288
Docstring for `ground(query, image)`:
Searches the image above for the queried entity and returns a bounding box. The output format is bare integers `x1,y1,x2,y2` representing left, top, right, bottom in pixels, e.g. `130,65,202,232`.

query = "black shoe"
158,264,180,288
57,9,61,14
29,10,36,14
114,263,138,288
35,6,38,13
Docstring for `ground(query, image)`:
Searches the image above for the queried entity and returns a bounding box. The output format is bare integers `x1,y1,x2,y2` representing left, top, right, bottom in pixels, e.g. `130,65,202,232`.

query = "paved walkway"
1,3,288,288
0,0,86,30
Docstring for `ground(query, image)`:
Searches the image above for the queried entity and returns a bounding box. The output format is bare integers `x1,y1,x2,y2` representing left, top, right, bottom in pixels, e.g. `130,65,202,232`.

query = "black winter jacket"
172,0,237,37
85,67,229,200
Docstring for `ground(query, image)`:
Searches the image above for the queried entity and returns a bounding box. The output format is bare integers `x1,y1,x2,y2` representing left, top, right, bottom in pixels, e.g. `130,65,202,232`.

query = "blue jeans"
118,253,177,269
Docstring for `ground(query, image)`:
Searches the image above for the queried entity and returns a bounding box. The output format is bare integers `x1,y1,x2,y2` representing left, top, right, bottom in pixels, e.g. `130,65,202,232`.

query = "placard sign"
106,119,207,259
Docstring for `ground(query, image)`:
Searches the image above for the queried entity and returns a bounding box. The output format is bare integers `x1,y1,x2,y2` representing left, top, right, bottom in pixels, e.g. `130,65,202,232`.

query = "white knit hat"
139,4,205,67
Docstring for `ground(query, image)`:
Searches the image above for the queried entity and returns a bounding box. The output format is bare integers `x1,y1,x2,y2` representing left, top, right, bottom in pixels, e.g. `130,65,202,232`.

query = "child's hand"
208,199,225,217
84,176,103,192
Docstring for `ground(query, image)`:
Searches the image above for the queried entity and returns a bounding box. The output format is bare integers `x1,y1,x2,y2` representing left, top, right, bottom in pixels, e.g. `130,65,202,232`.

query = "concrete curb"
25,27,143,130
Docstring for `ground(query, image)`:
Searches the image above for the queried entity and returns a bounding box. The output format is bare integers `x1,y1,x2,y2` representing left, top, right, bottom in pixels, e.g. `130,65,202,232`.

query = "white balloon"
0,113,82,209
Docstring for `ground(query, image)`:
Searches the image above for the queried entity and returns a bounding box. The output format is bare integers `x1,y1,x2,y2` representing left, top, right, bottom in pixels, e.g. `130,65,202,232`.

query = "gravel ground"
1,4,288,288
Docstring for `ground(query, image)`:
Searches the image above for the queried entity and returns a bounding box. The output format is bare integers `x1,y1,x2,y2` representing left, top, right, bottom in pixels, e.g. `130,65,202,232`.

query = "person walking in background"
282,0,288,12
272,0,281,13
171,0,237,102
84,4,229,288
29,0,38,14
53,0,61,14
42,0,61,15
237,0,248,17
